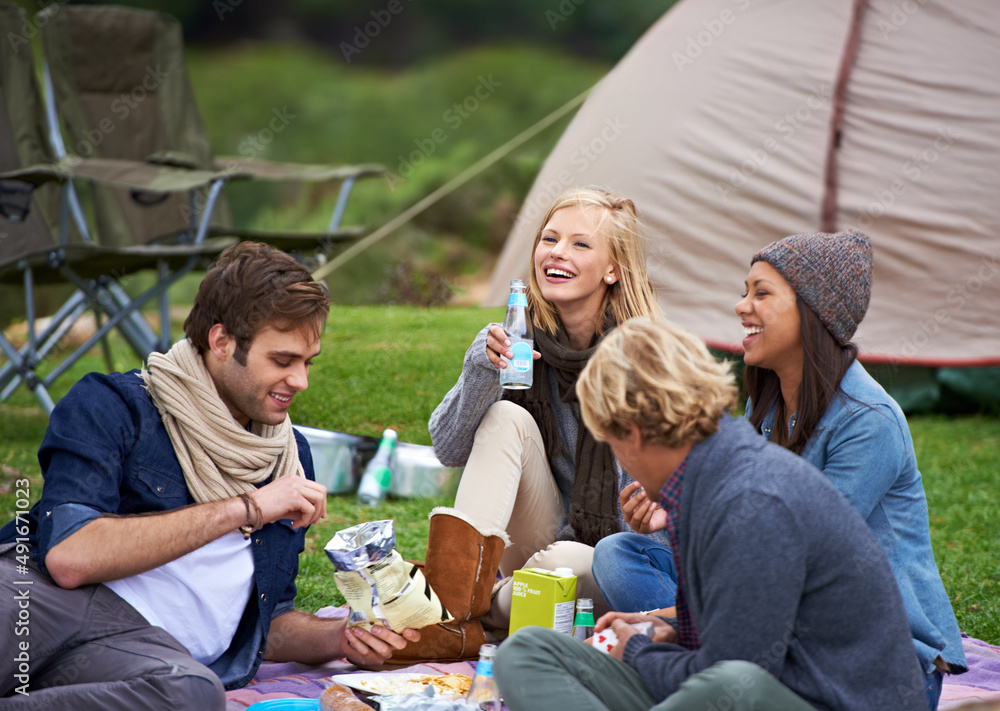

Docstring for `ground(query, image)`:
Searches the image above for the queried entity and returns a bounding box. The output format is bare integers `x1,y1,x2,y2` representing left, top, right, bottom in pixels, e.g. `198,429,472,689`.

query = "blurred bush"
188,43,608,304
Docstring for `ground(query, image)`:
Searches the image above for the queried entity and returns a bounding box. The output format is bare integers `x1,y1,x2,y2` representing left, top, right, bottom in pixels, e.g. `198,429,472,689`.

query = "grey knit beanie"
751,229,873,345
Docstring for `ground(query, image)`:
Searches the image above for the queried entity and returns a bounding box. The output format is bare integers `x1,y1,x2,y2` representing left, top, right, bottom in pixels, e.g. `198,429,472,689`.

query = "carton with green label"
509,567,577,636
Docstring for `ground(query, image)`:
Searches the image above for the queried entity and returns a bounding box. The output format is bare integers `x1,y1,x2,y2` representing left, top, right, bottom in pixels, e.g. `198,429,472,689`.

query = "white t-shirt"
106,531,255,664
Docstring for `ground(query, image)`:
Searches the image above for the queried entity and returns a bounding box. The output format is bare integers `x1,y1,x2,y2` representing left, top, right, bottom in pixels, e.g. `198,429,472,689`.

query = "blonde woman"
390,187,663,664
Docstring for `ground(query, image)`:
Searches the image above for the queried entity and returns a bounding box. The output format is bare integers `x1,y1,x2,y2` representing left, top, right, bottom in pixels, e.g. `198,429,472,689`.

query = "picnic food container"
295,427,462,499
294,426,376,495
389,443,463,499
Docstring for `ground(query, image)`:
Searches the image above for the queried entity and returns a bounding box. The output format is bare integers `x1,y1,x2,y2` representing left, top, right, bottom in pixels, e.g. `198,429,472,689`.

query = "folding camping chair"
38,3,384,258
0,1,237,414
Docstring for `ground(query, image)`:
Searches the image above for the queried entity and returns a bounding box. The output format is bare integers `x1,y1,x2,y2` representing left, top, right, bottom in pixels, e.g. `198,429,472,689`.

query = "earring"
605,276,614,283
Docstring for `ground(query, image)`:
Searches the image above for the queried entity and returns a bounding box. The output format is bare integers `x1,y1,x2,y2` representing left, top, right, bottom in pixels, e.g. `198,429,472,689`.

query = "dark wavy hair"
184,242,330,365
745,295,857,454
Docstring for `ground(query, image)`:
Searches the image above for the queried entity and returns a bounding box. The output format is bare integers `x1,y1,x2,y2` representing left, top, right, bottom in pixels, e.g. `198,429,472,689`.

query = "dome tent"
485,0,1000,411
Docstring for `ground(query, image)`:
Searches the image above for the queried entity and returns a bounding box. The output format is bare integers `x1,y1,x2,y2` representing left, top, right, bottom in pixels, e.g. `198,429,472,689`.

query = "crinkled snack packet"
325,519,453,632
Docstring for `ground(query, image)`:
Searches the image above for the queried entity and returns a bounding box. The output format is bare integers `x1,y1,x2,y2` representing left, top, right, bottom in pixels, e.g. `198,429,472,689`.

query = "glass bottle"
466,643,502,711
355,429,397,506
572,597,595,641
499,279,534,390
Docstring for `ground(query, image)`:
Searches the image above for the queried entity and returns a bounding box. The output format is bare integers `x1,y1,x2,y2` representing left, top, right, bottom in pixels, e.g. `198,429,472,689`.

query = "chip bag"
325,519,452,632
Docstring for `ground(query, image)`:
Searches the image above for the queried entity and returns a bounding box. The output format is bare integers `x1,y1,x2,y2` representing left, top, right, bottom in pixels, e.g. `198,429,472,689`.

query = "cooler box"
509,567,577,636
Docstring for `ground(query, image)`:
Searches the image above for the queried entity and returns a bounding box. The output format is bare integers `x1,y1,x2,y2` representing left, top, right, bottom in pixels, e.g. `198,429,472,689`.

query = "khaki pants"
453,401,609,627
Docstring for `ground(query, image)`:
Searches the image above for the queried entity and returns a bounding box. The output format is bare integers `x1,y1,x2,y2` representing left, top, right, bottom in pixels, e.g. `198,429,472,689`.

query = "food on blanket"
320,681,371,711
422,673,473,696
352,673,473,697
325,520,453,632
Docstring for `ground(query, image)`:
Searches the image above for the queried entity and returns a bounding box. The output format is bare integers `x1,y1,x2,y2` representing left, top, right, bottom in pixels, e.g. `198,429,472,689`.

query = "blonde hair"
578,317,738,448
526,186,661,336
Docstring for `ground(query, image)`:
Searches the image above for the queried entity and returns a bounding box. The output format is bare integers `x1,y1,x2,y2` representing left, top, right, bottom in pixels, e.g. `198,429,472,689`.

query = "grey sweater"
622,416,927,711
430,325,667,545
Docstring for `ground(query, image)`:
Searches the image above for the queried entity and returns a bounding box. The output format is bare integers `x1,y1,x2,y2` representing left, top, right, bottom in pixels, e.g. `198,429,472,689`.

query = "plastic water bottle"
572,597,595,641
356,429,397,506
466,643,502,711
499,279,533,390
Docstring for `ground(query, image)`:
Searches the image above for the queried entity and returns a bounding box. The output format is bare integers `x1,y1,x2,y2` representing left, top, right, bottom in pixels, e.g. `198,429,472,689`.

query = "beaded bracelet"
238,492,264,539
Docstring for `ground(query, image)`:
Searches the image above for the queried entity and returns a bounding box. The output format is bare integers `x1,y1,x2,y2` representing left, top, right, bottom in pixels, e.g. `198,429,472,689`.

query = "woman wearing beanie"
592,229,965,711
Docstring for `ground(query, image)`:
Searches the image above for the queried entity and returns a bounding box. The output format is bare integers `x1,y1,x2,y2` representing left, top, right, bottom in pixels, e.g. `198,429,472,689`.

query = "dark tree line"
27,0,677,64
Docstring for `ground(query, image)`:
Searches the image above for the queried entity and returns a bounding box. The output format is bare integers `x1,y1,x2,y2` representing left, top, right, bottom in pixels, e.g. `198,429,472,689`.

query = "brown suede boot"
381,507,508,666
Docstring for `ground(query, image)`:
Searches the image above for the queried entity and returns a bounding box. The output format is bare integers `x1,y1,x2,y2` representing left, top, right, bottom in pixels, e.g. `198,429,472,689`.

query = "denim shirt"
0,370,315,689
747,360,967,674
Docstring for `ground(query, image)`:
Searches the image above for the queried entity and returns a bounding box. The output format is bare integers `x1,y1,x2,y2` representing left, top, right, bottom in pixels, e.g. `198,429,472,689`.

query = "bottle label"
507,292,528,308
474,659,494,678
373,465,391,489
509,342,533,372
574,612,595,626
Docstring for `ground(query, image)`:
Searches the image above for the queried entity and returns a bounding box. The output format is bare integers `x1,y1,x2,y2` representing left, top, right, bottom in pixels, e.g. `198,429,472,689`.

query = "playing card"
591,622,656,653
591,628,618,653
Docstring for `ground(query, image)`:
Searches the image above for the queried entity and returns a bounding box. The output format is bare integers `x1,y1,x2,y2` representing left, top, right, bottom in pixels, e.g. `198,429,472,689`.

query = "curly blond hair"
526,186,660,336
577,317,738,448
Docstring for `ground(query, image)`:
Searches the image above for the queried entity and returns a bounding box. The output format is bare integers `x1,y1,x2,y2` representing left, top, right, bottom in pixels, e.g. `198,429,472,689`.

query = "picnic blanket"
225,607,476,710
940,635,1000,709
225,608,1000,710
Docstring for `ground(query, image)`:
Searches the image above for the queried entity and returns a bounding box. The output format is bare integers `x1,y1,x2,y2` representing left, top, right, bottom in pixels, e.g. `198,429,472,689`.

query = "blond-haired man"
494,317,929,711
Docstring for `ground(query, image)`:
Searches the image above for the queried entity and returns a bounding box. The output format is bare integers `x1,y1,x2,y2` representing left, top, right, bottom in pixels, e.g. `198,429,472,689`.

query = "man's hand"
619,482,667,534
595,611,677,659
45,474,327,589
251,474,328,529
340,625,421,668
266,610,421,666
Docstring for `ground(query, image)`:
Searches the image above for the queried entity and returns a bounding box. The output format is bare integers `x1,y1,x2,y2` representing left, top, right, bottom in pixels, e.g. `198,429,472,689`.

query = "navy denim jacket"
0,370,316,690
748,360,967,675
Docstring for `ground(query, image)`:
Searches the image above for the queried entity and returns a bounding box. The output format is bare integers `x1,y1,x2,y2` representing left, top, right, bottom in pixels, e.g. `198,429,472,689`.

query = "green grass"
912,416,1000,641
1,306,998,643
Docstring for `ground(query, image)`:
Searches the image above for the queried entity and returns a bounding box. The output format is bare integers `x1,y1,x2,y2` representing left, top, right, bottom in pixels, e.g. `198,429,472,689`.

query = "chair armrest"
212,156,384,183
1,157,241,193
0,164,69,186
59,156,241,192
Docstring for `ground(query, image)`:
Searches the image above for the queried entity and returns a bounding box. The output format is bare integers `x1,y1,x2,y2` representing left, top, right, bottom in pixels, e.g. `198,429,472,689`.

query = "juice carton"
509,567,577,636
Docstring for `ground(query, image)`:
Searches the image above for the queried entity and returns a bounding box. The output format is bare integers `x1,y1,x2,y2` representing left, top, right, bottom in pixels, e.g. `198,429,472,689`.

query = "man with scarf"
0,242,418,710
